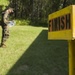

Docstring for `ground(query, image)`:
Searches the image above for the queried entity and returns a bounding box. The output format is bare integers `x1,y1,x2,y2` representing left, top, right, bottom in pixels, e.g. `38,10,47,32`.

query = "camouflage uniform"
1,11,10,46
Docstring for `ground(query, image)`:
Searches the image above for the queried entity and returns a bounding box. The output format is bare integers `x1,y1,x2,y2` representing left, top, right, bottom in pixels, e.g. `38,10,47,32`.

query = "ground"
0,26,68,75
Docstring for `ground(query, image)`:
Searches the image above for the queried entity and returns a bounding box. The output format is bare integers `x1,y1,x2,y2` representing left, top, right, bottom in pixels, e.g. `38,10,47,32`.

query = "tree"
63,0,67,8
8,0,75,26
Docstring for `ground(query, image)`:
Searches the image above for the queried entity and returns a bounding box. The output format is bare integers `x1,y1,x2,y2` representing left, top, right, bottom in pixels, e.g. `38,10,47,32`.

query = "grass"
0,26,68,75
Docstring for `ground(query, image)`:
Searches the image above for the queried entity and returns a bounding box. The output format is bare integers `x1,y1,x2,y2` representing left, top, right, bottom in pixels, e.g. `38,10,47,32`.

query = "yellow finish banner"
48,5,75,40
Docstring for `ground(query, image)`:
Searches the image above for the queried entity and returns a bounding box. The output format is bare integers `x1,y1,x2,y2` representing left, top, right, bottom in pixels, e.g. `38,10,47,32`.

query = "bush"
15,19,31,26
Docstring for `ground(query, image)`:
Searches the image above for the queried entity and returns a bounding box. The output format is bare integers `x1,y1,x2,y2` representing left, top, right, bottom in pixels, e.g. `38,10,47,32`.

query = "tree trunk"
63,0,67,8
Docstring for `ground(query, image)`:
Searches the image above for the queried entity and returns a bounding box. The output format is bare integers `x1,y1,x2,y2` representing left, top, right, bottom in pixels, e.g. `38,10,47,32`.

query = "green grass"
0,26,68,75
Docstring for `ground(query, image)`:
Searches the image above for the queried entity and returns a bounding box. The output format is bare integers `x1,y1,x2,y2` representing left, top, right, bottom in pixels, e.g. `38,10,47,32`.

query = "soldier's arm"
4,13,10,24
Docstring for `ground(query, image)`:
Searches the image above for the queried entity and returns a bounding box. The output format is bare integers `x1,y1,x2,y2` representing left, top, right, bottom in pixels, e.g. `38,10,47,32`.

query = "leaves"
8,0,75,26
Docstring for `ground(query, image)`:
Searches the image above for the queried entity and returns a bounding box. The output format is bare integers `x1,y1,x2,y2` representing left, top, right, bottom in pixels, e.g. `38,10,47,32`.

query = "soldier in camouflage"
0,7,14,48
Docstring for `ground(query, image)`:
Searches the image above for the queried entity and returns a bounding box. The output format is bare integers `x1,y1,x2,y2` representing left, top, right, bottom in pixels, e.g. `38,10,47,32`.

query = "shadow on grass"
6,30,68,75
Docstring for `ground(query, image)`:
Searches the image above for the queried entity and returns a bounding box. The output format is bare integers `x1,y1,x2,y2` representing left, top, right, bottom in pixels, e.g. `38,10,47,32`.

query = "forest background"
0,0,75,26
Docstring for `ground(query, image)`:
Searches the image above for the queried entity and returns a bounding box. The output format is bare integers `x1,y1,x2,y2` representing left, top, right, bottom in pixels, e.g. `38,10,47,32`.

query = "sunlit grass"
0,26,68,75
0,26,47,75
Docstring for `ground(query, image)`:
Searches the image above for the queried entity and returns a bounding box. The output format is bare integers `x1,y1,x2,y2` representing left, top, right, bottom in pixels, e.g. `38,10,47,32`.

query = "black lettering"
49,13,71,32
57,17,60,30
66,14,70,29
54,18,57,31
48,21,50,31
52,18,59,31
60,16,65,29
49,20,52,32
52,19,55,31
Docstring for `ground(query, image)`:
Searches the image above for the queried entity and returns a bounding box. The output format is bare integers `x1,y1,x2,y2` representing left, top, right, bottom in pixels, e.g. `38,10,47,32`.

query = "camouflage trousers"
1,26,9,45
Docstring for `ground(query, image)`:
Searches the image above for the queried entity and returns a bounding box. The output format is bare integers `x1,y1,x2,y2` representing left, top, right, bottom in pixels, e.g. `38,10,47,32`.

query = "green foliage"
9,0,75,26
1,0,75,26
0,0,9,6
0,0,9,20
15,19,31,26
0,0,9,10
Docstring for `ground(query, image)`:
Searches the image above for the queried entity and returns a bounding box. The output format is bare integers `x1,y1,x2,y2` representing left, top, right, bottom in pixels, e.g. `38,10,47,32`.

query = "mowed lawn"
0,26,68,75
